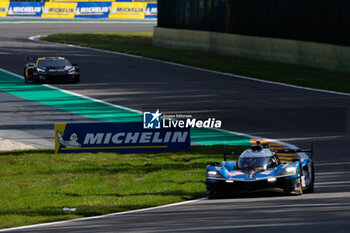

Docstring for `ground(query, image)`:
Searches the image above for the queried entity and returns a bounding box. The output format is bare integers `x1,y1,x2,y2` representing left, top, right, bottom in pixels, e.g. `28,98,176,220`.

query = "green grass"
0,146,245,229
42,32,350,93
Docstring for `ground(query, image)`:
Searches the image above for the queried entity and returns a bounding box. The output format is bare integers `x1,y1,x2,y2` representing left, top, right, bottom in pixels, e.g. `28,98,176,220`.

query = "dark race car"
24,57,80,84
206,141,314,198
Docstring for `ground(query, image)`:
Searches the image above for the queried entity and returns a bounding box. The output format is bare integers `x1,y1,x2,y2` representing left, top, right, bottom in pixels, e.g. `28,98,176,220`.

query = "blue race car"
206,141,314,198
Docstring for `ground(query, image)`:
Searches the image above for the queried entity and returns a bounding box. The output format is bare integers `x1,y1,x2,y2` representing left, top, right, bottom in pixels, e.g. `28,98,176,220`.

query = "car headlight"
37,68,46,73
207,170,224,179
267,177,277,182
68,68,76,74
281,165,298,175
208,171,217,176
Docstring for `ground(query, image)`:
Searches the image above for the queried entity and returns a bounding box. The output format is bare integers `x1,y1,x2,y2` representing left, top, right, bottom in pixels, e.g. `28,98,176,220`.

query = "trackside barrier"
55,122,190,154
0,1,157,19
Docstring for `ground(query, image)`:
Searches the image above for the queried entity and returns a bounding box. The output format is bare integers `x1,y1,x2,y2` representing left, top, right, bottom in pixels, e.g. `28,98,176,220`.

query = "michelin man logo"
57,131,81,148
143,109,162,129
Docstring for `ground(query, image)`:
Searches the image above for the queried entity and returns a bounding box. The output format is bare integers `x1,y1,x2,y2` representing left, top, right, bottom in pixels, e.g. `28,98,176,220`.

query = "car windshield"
38,60,70,67
238,157,271,170
237,149,273,170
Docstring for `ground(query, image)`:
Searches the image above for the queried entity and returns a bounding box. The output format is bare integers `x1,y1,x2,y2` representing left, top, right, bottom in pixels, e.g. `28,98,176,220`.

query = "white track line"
29,34,350,97
0,67,308,232
0,198,207,232
0,67,281,146
1,68,299,151
0,34,317,230
0,68,142,114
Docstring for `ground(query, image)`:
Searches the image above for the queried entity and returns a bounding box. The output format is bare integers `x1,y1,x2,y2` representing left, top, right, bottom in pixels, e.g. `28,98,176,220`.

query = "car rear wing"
274,148,312,153
223,142,313,161
273,144,313,160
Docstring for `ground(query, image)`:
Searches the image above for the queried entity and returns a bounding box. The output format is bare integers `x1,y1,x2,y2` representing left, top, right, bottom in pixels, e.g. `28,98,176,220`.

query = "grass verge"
42,32,350,93
0,146,245,229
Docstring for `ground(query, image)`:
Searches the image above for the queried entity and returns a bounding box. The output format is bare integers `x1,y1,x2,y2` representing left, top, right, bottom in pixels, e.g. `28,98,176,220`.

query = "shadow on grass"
3,190,205,218
36,162,211,176
0,149,54,156
0,145,246,157
161,180,204,185
1,205,141,218
57,189,205,199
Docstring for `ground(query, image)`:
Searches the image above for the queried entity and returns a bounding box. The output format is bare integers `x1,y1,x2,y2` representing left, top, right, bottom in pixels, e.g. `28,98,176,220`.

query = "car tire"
304,163,315,193
206,186,220,199
72,76,80,84
284,177,303,195
24,69,29,83
24,69,35,84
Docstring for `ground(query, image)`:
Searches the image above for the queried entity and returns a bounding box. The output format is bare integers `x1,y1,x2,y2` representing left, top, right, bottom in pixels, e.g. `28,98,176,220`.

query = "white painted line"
0,68,142,115
315,161,350,166
29,35,350,97
29,35,145,59
0,46,310,230
45,84,142,114
0,198,207,232
0,67,305,156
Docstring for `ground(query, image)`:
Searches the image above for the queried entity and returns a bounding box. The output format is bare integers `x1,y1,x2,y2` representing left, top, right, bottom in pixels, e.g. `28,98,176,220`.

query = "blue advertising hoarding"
145,3,157,19
1,1,157,19
55,122,190,154
7,2,44,17
75,2,111,18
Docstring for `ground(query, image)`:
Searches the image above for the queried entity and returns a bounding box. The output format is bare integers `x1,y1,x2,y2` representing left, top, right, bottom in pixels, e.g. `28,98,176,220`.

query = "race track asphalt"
0,22,349,233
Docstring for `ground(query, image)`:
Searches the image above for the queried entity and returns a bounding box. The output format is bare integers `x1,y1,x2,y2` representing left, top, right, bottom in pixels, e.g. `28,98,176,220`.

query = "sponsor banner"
55,122,190,154
0,1,9,17
1,2,156,19
145,3,157,19
75,2,111,18
52,0,131,2
42,3,77,18
109,2,145,19
7,2,44,17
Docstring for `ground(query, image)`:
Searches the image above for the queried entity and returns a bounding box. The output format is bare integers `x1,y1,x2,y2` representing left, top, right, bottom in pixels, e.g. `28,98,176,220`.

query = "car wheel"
24,69,29,83
304,163,315,193
24,69,35,84
206,186,220,199
284,177,303,195
71,76,80,84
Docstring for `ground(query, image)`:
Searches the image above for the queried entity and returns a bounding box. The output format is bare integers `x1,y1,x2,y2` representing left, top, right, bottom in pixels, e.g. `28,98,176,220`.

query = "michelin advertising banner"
42,3,77,18
7,2,44,17
0,1,9,17
55,122,190,154
0,1,157,19
75,2,111,18
110,2,157,19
